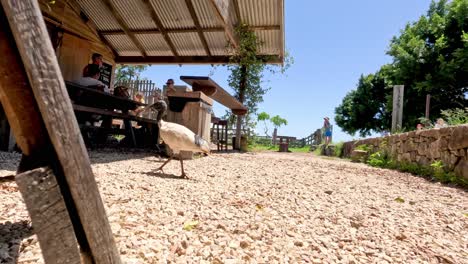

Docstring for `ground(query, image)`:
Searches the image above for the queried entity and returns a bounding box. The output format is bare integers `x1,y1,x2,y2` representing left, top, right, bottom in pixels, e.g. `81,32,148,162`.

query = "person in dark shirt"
82,53,103,77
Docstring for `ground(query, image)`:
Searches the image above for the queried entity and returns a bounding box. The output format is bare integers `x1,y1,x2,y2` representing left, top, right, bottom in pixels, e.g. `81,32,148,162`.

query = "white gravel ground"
1,150,467,263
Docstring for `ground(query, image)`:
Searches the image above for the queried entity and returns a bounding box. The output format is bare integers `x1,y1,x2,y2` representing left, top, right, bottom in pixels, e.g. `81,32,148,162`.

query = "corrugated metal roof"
135,34,173,56
169,32,207,56
238,0,280,26
70,0,284,63
193,0,220,28
149,0,195,29
255,30,281,55
111,0,157,30
77,0,121,31
104,34,142,56
204,32,228,56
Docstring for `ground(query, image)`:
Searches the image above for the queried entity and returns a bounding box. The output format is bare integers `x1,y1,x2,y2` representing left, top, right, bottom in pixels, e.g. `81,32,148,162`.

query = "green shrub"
367,158,467,188
334,142,344,157
441,108,468,126
355,144,371,152
367,151,389,167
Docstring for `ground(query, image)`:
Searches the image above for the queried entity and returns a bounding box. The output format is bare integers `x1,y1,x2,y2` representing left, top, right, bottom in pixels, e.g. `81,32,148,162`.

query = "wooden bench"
65,81,159,148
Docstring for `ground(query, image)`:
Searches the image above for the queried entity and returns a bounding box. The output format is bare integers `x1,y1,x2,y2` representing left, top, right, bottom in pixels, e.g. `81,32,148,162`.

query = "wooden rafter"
232,0,241,24
99,25,280,36
208,0,239,49
185,0,211,56
279,0,285,60
141,0,179,57
115,55,283,65
65,0,119,58
101,0,147,57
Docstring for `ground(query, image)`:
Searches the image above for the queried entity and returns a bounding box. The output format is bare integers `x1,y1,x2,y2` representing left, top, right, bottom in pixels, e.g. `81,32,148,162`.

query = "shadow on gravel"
0,220,33,264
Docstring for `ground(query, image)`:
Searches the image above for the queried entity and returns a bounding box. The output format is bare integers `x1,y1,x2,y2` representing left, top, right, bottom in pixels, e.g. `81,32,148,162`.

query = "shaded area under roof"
73,0,284,64
180,76,247,115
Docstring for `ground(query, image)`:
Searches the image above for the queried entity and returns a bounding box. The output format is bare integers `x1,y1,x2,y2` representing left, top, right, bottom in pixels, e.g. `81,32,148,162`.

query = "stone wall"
342,125,468,179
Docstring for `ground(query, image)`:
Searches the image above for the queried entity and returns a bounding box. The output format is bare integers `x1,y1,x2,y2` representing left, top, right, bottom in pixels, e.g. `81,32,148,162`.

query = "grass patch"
248,144,278,152
248,144,310,153
289,146,310,153
364,151,467,188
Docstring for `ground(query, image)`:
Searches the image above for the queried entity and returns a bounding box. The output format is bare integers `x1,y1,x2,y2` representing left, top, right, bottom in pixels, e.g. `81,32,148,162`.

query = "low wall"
342,125,468,179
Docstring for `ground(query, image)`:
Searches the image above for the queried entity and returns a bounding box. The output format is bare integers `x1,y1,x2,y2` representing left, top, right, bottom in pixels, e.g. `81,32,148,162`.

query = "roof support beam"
141,0,179,57
65,0,119,58
185,0,211,57
101,0,147,57
278,0,285,60
99,25,280,36
232,0,241,23
115,55,282,65
208,0,239,49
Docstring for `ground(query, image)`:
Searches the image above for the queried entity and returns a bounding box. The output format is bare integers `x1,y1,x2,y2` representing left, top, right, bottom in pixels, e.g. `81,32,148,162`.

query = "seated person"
74,64,109,93
113,86,130,98
82,53,103,77
131,93,145,115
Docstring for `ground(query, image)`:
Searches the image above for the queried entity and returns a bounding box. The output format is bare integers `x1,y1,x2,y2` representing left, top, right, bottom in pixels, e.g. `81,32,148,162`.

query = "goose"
148,100,210,178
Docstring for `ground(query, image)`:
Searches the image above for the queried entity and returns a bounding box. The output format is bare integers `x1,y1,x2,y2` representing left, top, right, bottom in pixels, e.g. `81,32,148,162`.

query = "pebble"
0,151,466,264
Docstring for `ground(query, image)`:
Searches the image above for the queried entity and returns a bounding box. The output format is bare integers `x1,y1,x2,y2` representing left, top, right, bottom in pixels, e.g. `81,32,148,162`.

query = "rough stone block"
459,149,467,158
441,151,458,170
351,150,368,162
454,159,468,180
400,133,408,141
428,140,441,159
421,128,441,138
449,125,468,150
417,143,428,156
439,126,453,137
407,131,416,139
401,153,411,162
416,156,430,166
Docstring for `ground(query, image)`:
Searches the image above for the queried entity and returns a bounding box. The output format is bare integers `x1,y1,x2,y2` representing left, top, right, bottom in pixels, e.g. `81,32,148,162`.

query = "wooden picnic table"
65,81,159,148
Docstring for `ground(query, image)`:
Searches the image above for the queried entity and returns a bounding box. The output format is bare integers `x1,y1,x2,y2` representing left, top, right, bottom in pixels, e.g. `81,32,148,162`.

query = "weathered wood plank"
0,1,121,263
0,9,48,156
73,104,158,124
15,167,81,264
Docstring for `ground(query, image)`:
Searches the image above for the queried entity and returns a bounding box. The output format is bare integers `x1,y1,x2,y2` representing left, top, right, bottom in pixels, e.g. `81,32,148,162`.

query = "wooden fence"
115,80,161,103
247,126,333,148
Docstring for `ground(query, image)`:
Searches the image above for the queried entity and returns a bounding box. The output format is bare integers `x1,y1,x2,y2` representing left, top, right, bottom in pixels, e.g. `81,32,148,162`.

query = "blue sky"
141,0,433,142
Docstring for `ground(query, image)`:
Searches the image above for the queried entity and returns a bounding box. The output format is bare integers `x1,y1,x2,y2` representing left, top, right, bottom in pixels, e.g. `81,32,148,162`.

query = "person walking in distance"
323,117,332,145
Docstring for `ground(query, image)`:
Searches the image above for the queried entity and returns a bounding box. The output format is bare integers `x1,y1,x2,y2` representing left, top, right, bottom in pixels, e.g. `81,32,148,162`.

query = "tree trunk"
235,65,247,150
272,128,277,145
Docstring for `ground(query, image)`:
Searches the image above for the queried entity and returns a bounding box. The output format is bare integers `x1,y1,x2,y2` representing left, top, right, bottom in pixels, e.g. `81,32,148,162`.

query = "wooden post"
391,85,404,132
0,1,121,263
16,168,81,264
425,94,431,119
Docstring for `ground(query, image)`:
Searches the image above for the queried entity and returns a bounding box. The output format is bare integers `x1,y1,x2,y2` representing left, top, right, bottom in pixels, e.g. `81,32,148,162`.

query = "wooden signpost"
391,85,404,132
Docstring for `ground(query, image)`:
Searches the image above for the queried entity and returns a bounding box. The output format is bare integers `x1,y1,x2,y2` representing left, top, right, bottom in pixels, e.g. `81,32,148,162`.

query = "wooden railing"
115,80,161,103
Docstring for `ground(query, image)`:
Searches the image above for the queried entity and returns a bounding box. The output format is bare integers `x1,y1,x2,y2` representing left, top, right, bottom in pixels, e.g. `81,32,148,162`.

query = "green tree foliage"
335,68,392,136
226,23,292,129
335,0,468,136
114,65,148,83
257,112,271,137
270,115,288,130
